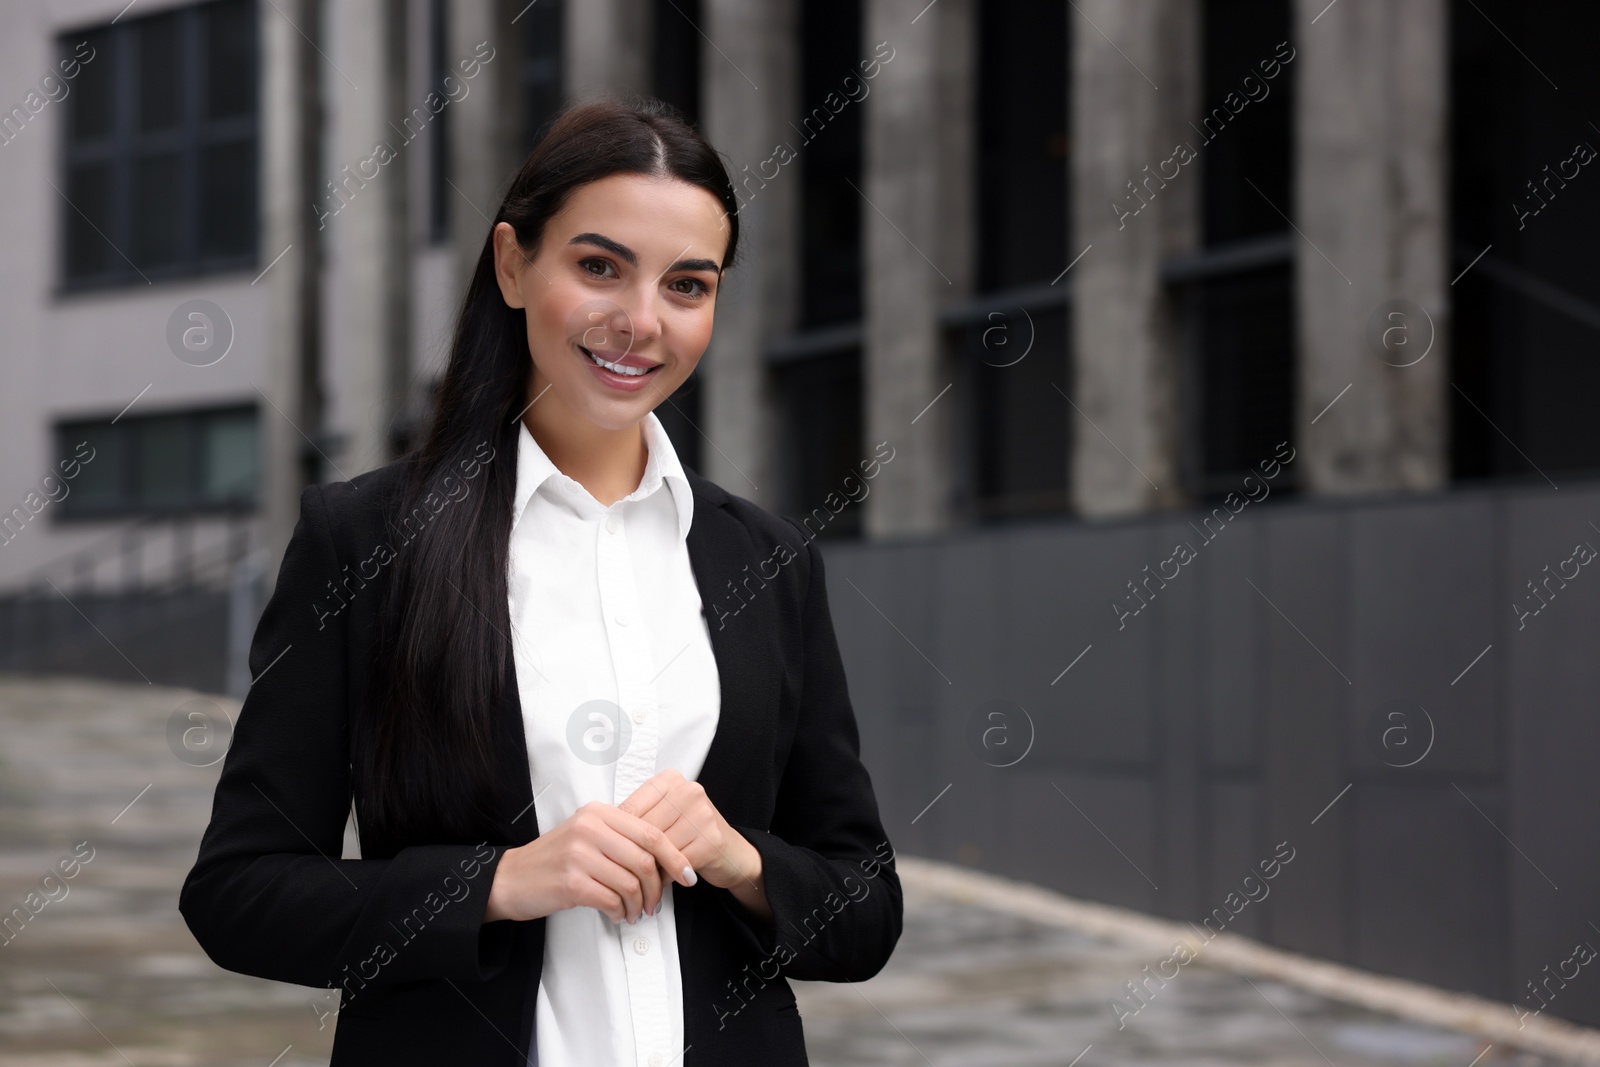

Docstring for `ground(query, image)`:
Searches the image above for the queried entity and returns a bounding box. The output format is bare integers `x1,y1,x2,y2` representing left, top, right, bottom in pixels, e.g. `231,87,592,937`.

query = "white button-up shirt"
506,410,721,1067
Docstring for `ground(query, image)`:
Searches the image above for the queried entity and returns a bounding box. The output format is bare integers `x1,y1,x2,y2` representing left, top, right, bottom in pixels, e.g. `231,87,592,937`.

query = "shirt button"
616,614,630,626
649,1054,663,1067
634,936,650,955
632,706,649,723
605,514,619,534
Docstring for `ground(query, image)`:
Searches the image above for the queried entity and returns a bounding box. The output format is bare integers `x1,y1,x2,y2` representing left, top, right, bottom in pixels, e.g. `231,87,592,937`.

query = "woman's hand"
618,768,772,923
483,801,698,925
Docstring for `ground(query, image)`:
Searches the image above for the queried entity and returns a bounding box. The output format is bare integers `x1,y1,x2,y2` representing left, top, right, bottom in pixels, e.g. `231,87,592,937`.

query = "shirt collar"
510,410,694,542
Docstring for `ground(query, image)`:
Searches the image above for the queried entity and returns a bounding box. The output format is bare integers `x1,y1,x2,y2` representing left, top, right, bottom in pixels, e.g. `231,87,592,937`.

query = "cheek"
673,308,716,361
527,283,585,355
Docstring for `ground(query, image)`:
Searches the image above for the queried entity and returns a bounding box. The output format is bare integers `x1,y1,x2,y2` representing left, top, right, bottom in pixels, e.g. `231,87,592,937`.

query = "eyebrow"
568,232,722,276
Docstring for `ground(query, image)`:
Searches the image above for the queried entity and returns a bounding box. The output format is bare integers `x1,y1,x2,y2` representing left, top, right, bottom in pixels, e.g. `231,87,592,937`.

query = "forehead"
550,174,729,261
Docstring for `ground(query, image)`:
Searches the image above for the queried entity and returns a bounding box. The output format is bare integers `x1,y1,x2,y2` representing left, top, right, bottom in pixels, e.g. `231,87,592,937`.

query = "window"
521,0,564,151
797,0,863,328
56,405,259,517
59,0,259,290
1449,0,1600,483
775,348,864,541
428,0,451,243
946,0,1071,522
767,0,867,527
653,0,702,126
1168,0,1296,501
975,0,1068,294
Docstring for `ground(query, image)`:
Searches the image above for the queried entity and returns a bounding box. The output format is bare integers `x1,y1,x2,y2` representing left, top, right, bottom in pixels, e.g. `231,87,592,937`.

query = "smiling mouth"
578,345,662,377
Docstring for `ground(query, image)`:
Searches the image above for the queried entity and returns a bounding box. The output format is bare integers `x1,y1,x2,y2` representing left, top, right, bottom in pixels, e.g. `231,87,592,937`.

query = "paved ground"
791,893,1557,1067
0,675,1577,1066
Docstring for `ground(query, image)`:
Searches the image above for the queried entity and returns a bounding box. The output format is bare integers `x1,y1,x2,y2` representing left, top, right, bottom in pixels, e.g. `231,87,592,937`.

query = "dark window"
976,0,1068,293
1198,0,1293,245
766,1,866,528
949,303,1072,521
1185,263,1295,493
1449,0,1600,484
653,0,702,126
521,0,565,151
59,0,258,290
948,0,1071,522
1171,0,1296,500
775,350,864,540
797,0,863,328
56,405,259,518
428,0,451,243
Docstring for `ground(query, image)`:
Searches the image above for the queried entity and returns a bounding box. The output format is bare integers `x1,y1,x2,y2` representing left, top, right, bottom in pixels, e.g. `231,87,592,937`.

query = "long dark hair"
356,94,741,846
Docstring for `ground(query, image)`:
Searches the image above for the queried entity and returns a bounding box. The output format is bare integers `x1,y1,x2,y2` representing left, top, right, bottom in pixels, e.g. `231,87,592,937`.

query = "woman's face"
492,173,729,434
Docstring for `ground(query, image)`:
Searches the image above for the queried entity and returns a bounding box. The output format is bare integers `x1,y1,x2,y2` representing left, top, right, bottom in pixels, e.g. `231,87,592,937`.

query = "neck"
522,404,648,508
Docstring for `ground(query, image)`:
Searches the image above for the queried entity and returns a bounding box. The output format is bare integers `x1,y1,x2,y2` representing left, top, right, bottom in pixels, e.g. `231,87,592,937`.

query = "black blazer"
179,456,903,1066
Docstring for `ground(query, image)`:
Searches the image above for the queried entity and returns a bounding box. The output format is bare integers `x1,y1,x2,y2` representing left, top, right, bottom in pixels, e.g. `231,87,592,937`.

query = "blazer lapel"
681,466,768,820
681,466,787,963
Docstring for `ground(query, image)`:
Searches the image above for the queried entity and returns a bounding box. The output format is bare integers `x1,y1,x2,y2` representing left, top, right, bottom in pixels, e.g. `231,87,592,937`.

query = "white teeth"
584,347,651,377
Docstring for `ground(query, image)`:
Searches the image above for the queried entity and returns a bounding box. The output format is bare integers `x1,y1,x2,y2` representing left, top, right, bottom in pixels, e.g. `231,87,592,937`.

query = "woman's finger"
592,826,663,921
618,769,687,824
599,804,698,895
569,849,629,923
572,804,652,919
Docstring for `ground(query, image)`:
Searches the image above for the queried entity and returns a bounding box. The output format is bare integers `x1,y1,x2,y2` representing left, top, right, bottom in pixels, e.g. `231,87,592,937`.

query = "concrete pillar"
861,0,974,539
565,0,652,101
1070,0,1199,518
323,0,411,476
445,0,527,369
1293,0,1448,494
698,0,799,506
260,0,322,590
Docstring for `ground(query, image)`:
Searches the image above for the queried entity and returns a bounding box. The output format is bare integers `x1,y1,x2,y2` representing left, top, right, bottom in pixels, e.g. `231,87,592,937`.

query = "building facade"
3,0,1599,1026
2,0,1595,582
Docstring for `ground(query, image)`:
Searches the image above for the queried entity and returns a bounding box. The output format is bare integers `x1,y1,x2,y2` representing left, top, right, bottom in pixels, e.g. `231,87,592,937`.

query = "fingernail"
652,898,662,916
682,865,698,886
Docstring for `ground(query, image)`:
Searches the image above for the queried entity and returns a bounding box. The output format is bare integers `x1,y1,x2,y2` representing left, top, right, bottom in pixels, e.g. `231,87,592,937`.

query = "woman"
180,96,903,1066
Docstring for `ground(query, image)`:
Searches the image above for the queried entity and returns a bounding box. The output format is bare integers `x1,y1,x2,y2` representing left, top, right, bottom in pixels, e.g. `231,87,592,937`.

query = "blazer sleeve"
179,483,518,991
716,518,904,983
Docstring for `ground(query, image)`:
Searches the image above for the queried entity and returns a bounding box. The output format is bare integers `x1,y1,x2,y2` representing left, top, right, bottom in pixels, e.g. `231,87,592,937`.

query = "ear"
492,222,527,309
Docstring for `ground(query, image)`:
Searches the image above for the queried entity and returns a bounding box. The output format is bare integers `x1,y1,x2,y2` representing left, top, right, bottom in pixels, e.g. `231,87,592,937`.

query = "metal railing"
0,511,261,694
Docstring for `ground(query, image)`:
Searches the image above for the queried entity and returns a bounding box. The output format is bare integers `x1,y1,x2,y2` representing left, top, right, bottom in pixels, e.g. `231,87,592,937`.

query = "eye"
670,276,713,298
579,257,617,279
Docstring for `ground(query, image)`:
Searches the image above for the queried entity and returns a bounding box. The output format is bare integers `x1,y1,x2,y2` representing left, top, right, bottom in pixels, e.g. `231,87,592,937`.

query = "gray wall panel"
1202,780,1266,941
1005,770,1160,915
1505,485,1600,1026
1197,520,1266,772
1353,783,1507,998
823,478,1600,1025
1262,507,1352,961
1347,495,1501,777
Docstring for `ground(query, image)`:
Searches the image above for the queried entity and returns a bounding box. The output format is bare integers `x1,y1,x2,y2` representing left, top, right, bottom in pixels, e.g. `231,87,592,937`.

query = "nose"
613,281,663,352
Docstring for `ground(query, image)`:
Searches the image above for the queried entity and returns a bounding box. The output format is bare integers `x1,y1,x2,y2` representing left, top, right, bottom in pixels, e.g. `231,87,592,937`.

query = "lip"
577,343,663,392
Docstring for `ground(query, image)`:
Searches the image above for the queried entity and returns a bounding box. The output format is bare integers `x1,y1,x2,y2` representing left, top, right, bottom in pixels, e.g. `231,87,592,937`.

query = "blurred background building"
2,0,1598,1032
